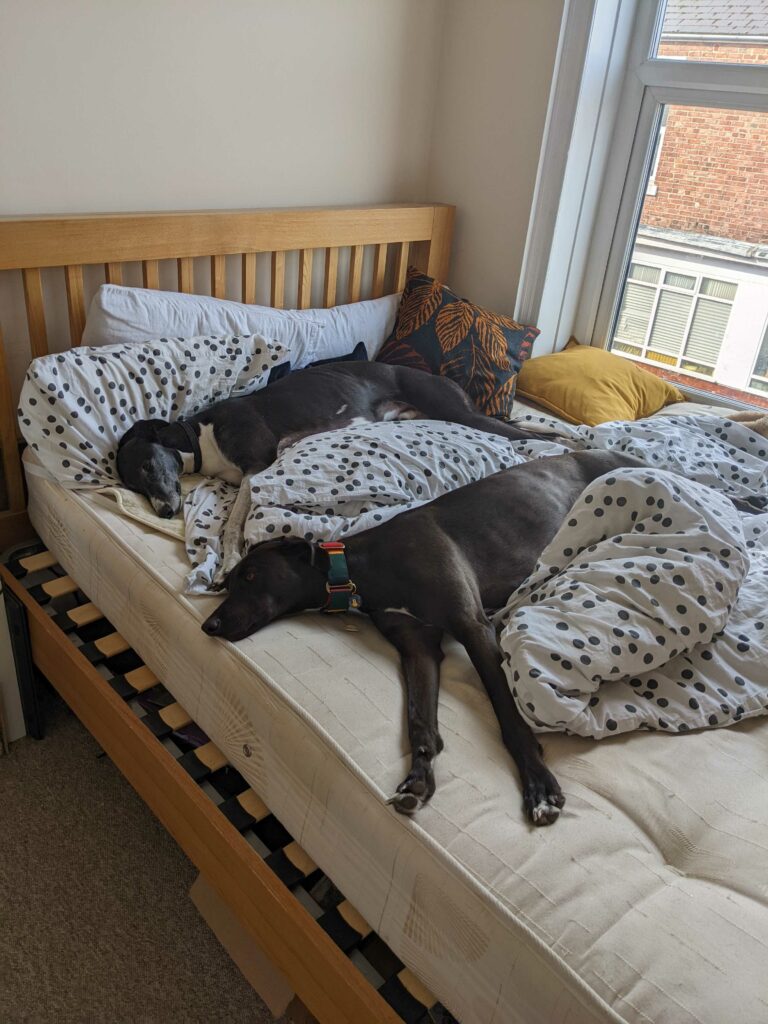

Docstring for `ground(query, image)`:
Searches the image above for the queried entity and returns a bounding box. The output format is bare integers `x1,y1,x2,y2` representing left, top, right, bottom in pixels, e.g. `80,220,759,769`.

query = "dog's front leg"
214,479,252,587
454,616,564,826
371,610,444,815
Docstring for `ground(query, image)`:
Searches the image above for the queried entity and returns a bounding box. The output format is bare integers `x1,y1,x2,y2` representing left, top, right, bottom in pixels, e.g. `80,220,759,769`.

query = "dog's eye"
245,571,257,583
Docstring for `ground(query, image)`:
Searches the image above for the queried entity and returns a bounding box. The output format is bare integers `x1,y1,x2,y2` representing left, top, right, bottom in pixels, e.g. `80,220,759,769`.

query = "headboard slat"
348,245,364,304
323,248,339,308
210,255,226,299
105,262,123,285
241,252,256,304
371,244,387,300
270,251,285,309
178,257,194,294
64,265,86,345
0,326,26,512
22,268,49,358
394,241,410,292
297,249,313,310
143,260,160,289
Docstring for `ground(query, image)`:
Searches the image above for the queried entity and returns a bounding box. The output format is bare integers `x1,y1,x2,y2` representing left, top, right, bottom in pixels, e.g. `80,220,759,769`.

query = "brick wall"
641,41,768,244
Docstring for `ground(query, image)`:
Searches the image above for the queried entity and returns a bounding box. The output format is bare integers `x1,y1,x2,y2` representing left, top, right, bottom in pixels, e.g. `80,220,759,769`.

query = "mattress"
27,456,768,1024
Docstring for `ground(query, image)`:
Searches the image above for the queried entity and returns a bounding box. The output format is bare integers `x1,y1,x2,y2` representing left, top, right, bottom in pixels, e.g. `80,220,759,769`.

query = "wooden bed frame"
0,203,454,1023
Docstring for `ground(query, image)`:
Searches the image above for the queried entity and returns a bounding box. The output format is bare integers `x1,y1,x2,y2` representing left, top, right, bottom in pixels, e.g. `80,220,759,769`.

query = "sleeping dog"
201,449,645,826
116,360,541,577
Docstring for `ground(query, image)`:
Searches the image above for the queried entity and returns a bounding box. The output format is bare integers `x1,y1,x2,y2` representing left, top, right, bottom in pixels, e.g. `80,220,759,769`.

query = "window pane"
700,278,737,300
685,297,732,364
648,290,692,355
629,262,660,284
655,1,768,65
753,325,768,378
615,282,655,344
608,102,768,409
664,271,695,289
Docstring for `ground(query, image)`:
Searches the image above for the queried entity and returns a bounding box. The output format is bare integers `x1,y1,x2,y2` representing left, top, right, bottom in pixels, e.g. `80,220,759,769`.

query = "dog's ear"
118,418,169,450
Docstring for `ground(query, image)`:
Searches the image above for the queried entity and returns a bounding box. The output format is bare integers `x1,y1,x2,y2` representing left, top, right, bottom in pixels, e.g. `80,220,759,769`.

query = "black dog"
116,360,539,518
201,450,645,826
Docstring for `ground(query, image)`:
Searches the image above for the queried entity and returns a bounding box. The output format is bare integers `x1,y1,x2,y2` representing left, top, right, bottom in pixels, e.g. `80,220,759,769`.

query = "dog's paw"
523,767,565,827
386,769,434,816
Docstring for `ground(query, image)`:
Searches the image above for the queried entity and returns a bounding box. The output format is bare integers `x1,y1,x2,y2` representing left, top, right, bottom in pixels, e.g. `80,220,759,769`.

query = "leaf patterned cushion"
376,267,539,417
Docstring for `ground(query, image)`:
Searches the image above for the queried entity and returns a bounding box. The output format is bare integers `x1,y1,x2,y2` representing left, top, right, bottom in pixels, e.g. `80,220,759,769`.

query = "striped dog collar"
318,541,362,613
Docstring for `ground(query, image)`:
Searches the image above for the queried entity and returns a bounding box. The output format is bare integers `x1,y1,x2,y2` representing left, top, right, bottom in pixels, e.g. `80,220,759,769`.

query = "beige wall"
0,0,443,214
0,1,564,741
425,0,564,318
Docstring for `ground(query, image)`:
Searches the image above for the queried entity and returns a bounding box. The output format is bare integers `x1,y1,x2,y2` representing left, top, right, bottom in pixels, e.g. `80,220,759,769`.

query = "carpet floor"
0,703,285,1023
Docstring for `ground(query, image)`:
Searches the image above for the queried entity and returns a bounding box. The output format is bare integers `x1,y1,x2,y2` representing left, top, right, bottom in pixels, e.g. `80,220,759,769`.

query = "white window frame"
517,0,768,408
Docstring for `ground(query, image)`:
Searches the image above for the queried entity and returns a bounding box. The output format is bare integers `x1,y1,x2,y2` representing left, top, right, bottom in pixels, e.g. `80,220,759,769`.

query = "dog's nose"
202,615,221,636
158,503,175,519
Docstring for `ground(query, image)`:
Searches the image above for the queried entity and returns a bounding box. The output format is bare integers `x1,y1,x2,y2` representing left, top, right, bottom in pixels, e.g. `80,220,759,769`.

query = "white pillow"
83,284,400,364
308,293,400,360
83,285,320,366
18,333,288,489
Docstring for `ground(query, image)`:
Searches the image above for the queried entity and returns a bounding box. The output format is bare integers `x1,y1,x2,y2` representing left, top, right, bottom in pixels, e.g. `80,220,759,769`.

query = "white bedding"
25,453,768,1024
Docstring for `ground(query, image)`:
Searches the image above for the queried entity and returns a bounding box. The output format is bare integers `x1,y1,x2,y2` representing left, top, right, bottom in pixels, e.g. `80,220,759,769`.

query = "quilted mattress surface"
27,458,768,1024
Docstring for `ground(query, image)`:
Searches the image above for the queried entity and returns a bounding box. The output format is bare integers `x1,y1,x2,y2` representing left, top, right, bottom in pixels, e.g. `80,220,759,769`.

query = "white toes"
386,791,422,815
531,799,561,826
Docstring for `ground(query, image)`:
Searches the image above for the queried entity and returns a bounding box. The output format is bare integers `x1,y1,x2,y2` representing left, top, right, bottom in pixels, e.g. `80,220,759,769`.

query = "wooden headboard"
0,202,454,548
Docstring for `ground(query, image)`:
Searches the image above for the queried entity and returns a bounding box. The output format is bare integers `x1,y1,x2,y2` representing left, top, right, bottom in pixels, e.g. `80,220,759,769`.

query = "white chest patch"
198,423,243,484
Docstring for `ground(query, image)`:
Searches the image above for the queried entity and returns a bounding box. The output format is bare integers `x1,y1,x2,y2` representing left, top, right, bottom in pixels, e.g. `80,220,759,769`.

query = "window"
613,262,737,378
596,2,768,408
517,0,768,411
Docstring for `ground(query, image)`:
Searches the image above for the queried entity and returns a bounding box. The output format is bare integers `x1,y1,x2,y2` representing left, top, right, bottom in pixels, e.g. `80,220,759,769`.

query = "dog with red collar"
202,449,646,826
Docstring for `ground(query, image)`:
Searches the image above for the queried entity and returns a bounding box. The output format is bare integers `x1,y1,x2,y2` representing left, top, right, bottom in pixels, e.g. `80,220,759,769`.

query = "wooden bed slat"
371,244,387,299
41,575,78,599
211,254,226,299
124,665,159,693
194,741,228,772
158,702,193,731
66,602,104,627
94,632,129,658
22,268,49,358
19,550,57,573
348,245,363,304
394,242,409,292
237,788,269,821
297,249,313,309
242,252,256,304
105,262,123,285
142,259,160,290
64,265,86,345
178,257,194,294
323,248,339,308
271,251,285,309
0,325,25,512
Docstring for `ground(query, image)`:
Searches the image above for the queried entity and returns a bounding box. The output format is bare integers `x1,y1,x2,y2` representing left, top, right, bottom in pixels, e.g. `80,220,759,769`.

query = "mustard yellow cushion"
516,338,684,426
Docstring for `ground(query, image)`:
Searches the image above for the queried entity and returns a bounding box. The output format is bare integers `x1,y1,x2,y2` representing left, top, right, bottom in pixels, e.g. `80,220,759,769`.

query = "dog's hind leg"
371,610,445,815
452,615,564,826
393,368,540,442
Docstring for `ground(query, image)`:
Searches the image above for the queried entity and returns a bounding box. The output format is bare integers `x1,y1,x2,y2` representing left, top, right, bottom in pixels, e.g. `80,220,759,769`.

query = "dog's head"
201,539,317,641
116,419,183,519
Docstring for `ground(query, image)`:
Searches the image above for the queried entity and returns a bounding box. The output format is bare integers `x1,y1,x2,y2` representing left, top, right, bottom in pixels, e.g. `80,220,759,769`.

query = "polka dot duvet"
17,334,768,742
495,467,768,738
